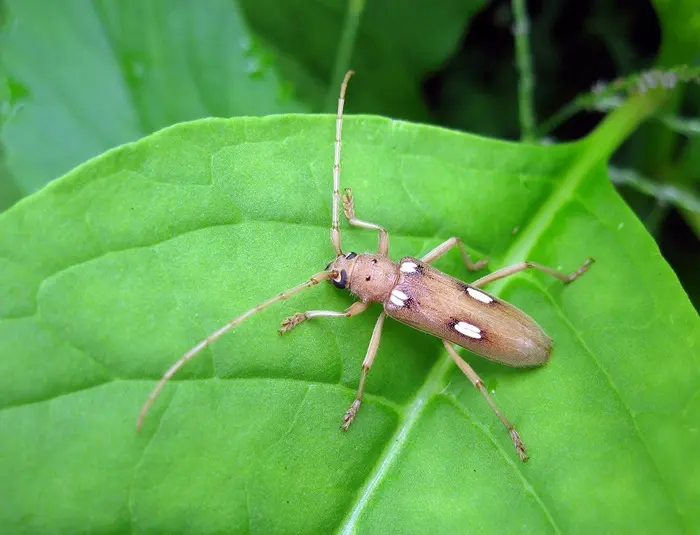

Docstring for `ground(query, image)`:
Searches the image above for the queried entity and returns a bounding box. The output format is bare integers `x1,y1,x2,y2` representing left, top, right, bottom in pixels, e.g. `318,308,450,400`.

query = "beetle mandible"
137,71,593,462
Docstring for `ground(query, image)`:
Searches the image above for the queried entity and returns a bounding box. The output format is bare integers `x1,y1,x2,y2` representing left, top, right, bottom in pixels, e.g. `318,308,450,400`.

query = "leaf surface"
0,112,698,534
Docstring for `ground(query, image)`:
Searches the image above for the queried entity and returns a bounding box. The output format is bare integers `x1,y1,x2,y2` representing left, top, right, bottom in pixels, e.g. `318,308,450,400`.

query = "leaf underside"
0,115,698,534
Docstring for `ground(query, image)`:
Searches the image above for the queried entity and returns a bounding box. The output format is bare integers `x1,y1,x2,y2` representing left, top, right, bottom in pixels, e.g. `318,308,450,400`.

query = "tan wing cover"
384,257,551,367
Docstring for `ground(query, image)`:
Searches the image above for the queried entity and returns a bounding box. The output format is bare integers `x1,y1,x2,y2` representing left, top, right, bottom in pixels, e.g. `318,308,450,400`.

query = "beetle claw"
279,313,307,334
510,429,529,462
341,400,361,431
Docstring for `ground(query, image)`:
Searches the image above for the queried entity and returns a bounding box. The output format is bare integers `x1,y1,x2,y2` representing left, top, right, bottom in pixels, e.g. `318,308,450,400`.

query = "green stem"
325,0,366,113
681,210,700,241
536,100,579,137
658,114,700,137
512,0,536,142
537,65,700,138
499,87,667,276
587,87,667,163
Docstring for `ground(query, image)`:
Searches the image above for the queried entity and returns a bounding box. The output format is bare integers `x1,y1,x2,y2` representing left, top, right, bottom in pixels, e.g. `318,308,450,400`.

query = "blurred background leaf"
0,0,304,197
239,0,488,117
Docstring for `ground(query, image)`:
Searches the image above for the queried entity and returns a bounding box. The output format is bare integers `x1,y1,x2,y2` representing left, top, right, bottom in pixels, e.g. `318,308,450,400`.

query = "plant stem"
325,0,366,113
537,65,700,138
659,114,700,136
536,101,578,137
588,86,667,163
609,166,700,214
512,0,536,142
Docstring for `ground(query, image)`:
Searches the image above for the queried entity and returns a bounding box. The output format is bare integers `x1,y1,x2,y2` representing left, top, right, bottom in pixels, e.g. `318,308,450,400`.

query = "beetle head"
325,251,359,290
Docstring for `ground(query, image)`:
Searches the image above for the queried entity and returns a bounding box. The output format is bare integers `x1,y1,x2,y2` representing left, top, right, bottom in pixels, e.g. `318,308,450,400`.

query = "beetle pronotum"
137,71,593,462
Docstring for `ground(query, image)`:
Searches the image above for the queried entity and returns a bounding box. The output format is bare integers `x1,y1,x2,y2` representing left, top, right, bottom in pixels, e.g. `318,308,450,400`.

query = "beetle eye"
345,252,357,260
332,269,348,289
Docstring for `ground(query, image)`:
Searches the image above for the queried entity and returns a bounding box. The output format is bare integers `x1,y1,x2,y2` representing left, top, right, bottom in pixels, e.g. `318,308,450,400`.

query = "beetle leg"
279,300,369,334
442,340,528,462
342,188,389,256
471,257,594,287
421,237,488,271
342,312,386,430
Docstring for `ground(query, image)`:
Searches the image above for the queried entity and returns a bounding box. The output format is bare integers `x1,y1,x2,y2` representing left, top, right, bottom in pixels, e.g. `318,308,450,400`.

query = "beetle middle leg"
342,312,387,430
421,237,488,271
442,340,529,462
342,188,389,256
279,300,369,334
471,257,594,288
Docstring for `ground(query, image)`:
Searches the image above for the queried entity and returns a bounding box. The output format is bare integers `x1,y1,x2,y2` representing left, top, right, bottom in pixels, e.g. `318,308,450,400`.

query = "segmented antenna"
330,70,355,256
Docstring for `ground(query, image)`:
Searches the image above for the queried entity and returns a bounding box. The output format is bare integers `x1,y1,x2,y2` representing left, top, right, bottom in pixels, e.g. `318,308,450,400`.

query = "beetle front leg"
279,300,369,334
342,312,386,430
421,237,488,271
442,340,528,462
342,188,390,256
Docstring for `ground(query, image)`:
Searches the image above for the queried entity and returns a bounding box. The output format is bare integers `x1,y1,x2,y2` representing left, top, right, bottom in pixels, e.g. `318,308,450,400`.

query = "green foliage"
652,0,700,65
240,0,486,116
1,0,699,534
2,101,699,532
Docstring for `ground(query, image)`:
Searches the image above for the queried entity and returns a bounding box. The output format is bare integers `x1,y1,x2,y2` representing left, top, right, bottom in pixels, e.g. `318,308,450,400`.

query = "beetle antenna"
331,70,355,256
136,270,336,429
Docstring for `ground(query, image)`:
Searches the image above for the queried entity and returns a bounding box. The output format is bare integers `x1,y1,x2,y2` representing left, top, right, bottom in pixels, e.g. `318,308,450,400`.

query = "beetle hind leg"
442,340,529,462
471,258,594,288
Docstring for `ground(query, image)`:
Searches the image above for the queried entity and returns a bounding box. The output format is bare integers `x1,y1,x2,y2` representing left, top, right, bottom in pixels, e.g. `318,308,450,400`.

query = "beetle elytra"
137,71,593,462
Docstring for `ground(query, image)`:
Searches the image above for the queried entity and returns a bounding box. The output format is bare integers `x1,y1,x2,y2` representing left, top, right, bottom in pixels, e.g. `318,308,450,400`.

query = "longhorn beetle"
137,71,593,462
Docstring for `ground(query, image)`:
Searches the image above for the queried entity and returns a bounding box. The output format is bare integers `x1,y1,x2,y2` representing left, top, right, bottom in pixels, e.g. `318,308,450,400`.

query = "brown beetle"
137,71,592,462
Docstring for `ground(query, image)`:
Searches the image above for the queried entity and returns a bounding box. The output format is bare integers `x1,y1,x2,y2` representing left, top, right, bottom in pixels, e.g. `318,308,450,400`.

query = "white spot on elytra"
455,321,482,339
400,262,418,273
392,289,409,300
389,288,410,307
389,295,404,307
467,287,493,304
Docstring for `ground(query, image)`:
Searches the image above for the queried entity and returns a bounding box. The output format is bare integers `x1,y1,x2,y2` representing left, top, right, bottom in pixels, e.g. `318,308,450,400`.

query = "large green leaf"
1,102,698,532
0,0,302,197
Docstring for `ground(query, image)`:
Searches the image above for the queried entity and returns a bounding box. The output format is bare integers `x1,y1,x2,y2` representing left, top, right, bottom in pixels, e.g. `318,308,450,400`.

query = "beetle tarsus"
342,188,356,220
341,399,361,430
510,429,529,462
470,257,490,271
566,257,595,284
279,313,307,334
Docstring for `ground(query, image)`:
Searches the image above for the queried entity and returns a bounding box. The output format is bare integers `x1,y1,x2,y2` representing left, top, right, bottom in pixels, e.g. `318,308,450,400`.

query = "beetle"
137,71,593,462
